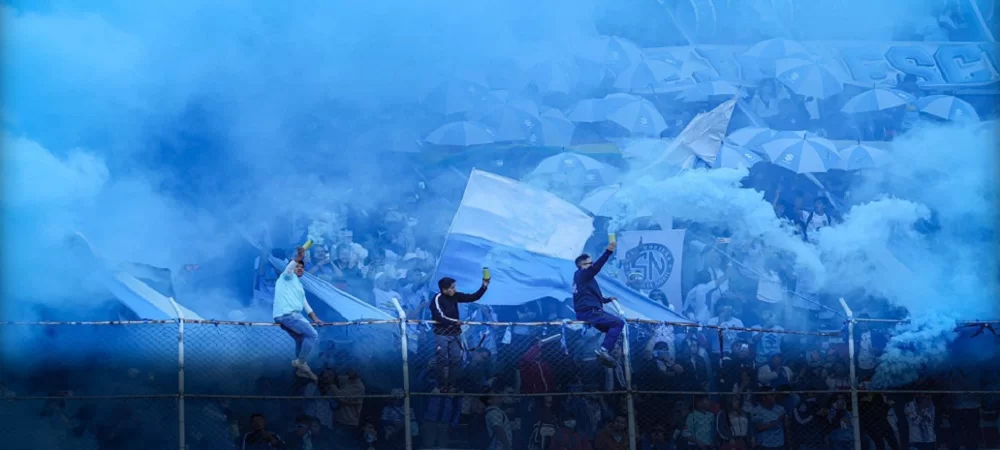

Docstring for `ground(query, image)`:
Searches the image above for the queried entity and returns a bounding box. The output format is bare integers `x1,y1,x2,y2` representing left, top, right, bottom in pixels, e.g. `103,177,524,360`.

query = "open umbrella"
841,88,914,114
604,95,668,137
772,145,841,174
837,143,890,170
472,94,541,142
529,152,620,185
775,58,844,99
744,38,812,61
578,184,653,217
761,135,838,164
522,60,576,95
613,59,679,91
726,126,777,151
424,121,495,146
422,78,491,115
913,95,980,122
713,143,765,170
567,98,609,123
580,35,643,71
678,80,743,102
528,107,576,147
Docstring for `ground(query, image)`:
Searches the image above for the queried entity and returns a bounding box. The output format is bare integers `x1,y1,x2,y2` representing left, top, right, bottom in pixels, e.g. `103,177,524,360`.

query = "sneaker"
291,359,318,381
595,349,617,368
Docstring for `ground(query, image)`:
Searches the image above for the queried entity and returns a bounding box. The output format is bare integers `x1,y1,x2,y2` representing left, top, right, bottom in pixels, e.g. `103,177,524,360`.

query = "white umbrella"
603,95,668,136
579,184,653,217
744,38,812,61
841,88,915,114
528,108,576,147
761,135,838,161
522,60,577,95
530,152,620,185
614,59,679,91
774,58,844,99
424,121,495,146
713,143,766,170
772,145,841,174
837,143,890,170
725,126,777,151
913,95,980,122
567,98,609,123
422,78,491,115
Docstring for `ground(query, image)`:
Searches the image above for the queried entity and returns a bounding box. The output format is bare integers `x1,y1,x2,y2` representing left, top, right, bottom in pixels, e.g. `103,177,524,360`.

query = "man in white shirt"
800,197,831,242
273,246,325,381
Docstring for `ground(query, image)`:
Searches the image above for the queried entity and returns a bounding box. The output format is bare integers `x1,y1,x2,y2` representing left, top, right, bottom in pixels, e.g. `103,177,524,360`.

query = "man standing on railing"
274,246,325,381
572,239,621,368
430,274,490,388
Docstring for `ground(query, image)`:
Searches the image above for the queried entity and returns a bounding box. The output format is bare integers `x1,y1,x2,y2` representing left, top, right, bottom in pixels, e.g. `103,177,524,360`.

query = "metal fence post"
611,301,638,450
839,298,863,450
391,298,413,450
168,298,186,450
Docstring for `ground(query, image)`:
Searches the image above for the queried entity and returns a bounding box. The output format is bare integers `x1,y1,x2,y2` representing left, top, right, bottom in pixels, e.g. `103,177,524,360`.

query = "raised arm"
579,242,617,281
455,280,490,303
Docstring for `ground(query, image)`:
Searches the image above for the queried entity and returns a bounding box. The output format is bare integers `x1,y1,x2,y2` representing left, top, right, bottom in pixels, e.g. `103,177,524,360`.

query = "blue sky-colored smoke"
2,0,994,383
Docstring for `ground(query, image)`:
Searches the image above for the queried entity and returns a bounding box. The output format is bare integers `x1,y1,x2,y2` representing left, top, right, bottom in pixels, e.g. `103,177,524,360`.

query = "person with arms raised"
572,239,622,368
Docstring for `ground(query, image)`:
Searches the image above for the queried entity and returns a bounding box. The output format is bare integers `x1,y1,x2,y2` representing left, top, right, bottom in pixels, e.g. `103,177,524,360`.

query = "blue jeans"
275,312,318,362
576,309,624,352
832,440,853,450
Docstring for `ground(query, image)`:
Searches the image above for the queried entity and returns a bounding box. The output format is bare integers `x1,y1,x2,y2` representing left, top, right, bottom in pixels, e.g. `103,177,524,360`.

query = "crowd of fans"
5,29,1000,450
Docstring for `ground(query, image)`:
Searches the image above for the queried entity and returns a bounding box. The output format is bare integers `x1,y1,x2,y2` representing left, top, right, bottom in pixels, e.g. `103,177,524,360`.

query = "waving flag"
435,170,693,323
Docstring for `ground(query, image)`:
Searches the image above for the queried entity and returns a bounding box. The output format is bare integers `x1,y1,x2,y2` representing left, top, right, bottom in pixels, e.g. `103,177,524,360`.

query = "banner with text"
645,41,1000,90
609,230,686,312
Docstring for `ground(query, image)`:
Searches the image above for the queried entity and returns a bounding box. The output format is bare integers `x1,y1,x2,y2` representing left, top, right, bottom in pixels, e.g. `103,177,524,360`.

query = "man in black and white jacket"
430,275,489,388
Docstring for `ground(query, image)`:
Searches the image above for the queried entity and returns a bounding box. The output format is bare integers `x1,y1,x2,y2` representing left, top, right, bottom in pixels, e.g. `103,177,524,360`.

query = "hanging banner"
645,41,1000,89
609,230,686,312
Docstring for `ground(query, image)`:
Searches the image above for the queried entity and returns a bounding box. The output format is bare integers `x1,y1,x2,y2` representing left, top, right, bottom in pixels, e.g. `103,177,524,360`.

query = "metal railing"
1,301,997,450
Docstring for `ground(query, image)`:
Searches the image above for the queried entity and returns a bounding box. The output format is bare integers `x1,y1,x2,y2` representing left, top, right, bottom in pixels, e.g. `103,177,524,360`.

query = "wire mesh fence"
1,316,998,450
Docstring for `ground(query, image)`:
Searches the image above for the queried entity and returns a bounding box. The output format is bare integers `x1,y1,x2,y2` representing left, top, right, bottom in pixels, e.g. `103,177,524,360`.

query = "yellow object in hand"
608,233,616,244
302,239,314,250
483,267,491,280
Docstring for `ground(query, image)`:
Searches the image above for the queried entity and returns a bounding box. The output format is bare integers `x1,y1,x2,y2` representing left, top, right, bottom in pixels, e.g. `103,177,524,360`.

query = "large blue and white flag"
436,169,593,305
436,170,693,323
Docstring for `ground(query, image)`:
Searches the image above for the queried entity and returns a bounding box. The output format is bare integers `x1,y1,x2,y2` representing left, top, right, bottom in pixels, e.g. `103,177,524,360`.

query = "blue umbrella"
424,121,495,146
613,59,679,91
744,38,812,61
837,143,890,170
775,58,844,99
713,144,765,169
761,135,839,165
914,95,980,122
528,108,576,147
567,98,609,123
725,126,777,151
678,80,743,102
604,95,668,137
841,88,915,114
772,144,841,174
422,78,491,115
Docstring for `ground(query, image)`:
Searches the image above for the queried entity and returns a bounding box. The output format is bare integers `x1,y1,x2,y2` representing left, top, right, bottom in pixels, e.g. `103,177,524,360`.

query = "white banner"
609,230,686,312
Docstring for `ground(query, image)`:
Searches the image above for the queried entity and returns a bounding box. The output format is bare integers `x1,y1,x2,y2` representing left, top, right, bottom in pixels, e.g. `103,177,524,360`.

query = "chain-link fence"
2,312,998,450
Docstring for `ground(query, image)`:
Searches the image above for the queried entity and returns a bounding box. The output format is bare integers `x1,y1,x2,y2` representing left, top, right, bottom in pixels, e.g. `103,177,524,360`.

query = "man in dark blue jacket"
572,239,621,368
